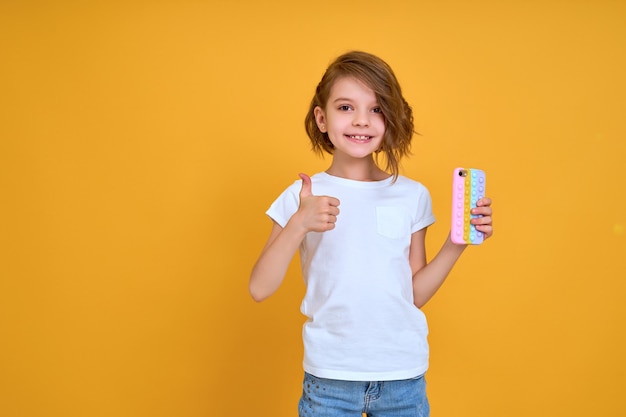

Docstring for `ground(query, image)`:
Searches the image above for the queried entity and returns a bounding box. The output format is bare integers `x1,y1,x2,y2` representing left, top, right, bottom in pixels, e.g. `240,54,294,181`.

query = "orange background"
1,1,625,416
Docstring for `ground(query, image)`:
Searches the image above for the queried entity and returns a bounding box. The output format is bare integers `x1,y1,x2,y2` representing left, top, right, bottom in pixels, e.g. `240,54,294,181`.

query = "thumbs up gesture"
296,173,340,233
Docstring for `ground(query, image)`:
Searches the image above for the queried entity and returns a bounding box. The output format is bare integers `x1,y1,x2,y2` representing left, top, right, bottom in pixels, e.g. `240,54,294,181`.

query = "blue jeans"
298,372,430,417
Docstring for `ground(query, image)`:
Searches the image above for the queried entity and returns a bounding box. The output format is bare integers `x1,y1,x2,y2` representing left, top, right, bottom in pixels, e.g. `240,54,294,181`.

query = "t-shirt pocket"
376,206,411,239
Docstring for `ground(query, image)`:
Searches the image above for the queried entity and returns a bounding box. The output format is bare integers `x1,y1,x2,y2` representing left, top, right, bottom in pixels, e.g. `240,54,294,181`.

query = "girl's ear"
314,106,327,133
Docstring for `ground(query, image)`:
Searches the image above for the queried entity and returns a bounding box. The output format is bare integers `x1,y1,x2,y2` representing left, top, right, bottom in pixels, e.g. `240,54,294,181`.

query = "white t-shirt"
266,172,436,381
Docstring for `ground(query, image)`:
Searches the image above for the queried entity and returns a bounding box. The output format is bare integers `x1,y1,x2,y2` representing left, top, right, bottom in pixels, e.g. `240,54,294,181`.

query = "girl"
249,51,493,417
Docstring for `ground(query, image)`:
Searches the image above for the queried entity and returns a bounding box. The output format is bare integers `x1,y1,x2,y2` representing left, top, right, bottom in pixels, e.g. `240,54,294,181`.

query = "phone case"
451,167,486,245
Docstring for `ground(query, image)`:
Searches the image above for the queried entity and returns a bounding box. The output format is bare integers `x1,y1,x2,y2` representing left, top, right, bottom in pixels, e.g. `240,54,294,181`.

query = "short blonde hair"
304,51,414,179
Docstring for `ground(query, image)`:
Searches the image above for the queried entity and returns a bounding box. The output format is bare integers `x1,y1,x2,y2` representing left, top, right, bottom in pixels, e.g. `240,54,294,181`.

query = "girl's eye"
372,107,383,114
338,105,352,111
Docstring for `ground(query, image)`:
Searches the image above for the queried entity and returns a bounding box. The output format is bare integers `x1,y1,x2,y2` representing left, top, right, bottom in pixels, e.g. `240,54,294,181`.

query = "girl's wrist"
286,212,312,238
445,233,468,252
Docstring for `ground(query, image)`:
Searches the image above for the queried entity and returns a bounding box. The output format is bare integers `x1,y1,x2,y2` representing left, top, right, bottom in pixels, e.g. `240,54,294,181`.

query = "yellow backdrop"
1,1,624,416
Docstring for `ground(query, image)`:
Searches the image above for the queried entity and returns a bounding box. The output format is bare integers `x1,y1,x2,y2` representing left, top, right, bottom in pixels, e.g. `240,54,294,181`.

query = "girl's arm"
249,220,307,302
410,198,493,308
249,174,340,302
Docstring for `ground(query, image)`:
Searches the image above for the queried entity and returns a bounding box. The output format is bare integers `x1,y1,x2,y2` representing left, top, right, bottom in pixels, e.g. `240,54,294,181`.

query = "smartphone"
451,167,486,245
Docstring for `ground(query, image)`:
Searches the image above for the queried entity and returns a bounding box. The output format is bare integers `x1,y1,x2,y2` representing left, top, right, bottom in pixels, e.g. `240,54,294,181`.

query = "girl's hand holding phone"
451,168,493,244
472,196,493,240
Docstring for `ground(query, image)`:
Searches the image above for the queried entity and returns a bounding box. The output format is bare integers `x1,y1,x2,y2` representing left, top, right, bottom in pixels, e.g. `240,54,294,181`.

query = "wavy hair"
304,51,414,180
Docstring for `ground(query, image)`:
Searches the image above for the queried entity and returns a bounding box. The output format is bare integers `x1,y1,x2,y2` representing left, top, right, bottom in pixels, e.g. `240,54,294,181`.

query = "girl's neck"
325,156,390,182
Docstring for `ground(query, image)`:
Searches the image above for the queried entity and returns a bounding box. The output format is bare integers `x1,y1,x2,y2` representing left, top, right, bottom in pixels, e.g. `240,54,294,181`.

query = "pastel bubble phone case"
451,167,486,245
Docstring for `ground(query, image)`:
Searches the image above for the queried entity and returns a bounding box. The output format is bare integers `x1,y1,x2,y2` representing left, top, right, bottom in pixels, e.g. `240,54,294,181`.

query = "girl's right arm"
249,174,340,302
249,220,307,302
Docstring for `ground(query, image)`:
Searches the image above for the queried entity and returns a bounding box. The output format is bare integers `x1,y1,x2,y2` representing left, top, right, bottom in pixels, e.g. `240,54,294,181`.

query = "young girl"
249,51,493,417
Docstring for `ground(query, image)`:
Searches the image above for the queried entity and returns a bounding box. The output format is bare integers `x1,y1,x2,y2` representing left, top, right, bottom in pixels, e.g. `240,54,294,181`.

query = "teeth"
349,135,370,140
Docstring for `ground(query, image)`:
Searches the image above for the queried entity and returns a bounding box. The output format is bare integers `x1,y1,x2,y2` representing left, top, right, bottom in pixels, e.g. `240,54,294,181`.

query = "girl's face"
314,77,385,161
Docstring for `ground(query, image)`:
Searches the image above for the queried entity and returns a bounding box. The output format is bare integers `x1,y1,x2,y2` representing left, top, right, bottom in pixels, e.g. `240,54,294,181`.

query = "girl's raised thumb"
298,173,312,198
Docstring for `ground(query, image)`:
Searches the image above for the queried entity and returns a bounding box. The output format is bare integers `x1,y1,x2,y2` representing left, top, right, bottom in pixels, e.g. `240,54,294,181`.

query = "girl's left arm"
410,197,493,308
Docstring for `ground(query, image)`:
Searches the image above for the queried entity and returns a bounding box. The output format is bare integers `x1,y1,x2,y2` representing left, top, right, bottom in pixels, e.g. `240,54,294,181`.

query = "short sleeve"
411,183,436,233
265,180,301,228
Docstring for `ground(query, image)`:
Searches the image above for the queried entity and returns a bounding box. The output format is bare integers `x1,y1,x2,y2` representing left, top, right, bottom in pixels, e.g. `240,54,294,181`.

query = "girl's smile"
345,134,373,142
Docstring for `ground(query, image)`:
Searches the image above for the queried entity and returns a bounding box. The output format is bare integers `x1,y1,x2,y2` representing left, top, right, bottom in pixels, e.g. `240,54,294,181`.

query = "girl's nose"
352,110,369,127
